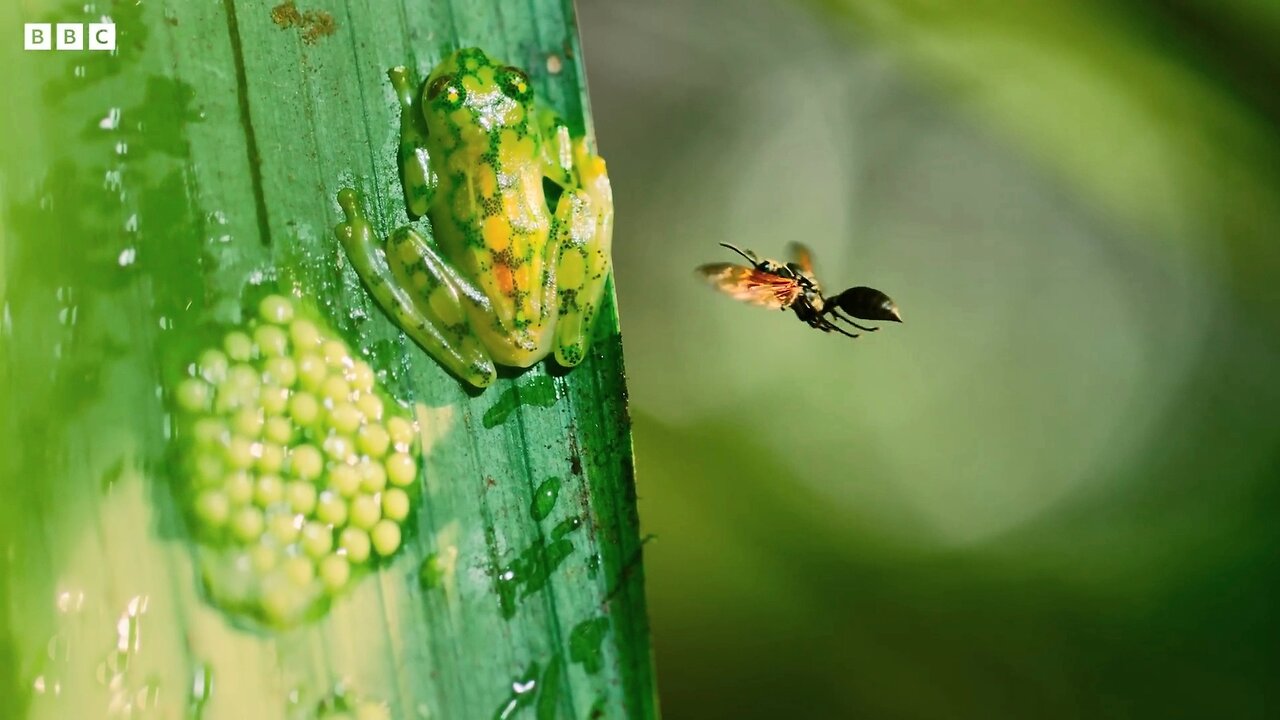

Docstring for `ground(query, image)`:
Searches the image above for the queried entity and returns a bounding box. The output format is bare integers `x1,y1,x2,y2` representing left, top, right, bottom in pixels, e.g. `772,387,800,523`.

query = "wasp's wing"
787,242,821,288
696,263,804,310
787,242,815,274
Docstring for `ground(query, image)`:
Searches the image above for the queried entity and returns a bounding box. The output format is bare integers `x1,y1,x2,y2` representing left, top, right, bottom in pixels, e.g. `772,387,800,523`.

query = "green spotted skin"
335,47,613,387
172,295,422,628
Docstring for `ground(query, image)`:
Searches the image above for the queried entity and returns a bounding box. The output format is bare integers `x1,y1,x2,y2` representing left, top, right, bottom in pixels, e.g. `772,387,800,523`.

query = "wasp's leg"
817,316,860,338
388,66,437,218
335,190,496,387
828,308,879,332
552,138,614,367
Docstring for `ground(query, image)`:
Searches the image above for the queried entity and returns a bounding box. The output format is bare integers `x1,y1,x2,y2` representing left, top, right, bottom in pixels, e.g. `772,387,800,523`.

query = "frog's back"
420,48,558,365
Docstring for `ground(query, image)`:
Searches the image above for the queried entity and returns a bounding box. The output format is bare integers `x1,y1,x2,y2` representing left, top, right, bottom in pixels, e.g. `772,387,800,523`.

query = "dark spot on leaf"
568,433,583,475
568,616,611,675
530,476,561,521
482,375,559,428
493,536,577,619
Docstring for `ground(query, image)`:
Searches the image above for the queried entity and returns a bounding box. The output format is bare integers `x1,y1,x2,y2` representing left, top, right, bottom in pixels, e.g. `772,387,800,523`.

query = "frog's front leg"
537,108,575,189
335,190,497,387
388,66,436,218
550,139,614,367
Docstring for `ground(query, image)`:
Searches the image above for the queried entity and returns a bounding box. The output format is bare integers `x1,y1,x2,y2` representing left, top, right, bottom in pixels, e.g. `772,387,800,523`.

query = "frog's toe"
464,362,497,388
473,320,556,369
336,188,363,221
433,327,498,388
554,342,585,368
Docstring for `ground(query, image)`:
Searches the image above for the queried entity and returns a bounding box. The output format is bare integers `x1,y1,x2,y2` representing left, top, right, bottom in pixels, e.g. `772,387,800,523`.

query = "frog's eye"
426,74,463,106
498,66,532,100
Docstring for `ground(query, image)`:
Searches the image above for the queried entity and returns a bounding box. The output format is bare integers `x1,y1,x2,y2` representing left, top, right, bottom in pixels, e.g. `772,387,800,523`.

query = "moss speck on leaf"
270,1,337,45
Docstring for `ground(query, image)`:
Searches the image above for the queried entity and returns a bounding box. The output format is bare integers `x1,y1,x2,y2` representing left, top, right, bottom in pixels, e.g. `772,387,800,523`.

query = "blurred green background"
578,0,1280,716
3,0,1279,717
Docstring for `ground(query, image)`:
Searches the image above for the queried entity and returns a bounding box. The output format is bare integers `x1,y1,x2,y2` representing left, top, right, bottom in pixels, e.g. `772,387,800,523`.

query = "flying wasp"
696,242,902,338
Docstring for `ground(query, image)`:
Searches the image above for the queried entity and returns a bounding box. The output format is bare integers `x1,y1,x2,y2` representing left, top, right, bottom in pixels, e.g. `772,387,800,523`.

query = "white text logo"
25,23,116,51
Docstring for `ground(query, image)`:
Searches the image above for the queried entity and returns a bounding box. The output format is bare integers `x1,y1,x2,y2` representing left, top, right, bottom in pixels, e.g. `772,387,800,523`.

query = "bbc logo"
24,23,116,51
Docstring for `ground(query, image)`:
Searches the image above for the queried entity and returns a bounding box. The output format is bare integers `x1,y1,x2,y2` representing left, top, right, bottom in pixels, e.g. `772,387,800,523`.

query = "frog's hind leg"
335,189,496,387
551,139,614,367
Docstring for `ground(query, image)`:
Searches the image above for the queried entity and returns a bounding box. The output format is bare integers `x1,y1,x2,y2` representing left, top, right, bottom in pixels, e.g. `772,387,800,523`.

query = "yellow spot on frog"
557,311,582,341
411,271,430,291
575,139,609,180
396,239,421,263
499,133,535,170
482,216,511,252
512,265,531,293
478,164,498,197
429,286,463,326
449,108,471,133
502,193,525,225
505,102,526,126
559,250,586,289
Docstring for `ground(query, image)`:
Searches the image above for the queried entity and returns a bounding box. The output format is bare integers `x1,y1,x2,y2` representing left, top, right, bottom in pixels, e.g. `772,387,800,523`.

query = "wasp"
696,242,902,337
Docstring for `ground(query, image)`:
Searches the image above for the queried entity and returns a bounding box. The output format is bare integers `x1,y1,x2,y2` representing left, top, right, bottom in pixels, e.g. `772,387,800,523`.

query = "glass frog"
335,48,614,388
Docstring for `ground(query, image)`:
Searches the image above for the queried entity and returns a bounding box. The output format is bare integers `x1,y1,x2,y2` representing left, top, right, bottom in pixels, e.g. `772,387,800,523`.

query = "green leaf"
0,1,655,718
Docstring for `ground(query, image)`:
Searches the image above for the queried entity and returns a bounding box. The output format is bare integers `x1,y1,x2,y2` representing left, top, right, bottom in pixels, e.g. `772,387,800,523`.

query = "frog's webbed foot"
388,66,436,218
551,140,614,367
335,189,496,387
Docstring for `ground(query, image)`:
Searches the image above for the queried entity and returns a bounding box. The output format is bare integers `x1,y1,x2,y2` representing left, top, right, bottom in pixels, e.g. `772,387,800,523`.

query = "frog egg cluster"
173,295,420,626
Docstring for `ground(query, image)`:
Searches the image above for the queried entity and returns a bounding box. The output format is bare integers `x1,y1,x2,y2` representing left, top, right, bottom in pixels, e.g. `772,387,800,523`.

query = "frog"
334,47,614,388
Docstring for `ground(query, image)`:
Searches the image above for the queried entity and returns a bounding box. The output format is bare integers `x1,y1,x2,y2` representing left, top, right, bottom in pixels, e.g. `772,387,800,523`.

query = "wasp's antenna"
719,242,761,267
